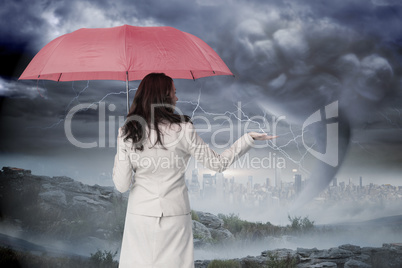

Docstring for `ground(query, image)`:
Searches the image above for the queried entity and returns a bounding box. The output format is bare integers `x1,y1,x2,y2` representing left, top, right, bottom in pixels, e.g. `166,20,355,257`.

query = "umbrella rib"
184,34,217,78
38,35,68,80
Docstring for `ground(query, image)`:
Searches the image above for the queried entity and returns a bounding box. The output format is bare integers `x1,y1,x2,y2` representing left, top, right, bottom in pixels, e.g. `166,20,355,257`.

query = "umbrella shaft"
126,72,129,114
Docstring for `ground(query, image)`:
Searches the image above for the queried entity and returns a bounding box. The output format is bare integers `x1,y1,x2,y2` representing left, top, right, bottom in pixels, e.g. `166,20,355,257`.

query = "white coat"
112,121,255,216
112,121,254,267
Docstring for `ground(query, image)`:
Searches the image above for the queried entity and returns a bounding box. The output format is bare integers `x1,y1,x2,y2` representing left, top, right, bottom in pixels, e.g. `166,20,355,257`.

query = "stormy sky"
1,0,402,190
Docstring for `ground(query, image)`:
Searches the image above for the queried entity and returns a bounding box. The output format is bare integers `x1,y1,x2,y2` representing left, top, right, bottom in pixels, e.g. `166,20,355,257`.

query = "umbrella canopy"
19,25,233,112
19,24,233,82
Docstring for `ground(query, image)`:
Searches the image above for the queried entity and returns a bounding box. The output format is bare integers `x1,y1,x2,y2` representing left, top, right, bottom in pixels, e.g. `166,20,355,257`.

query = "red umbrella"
19,24,233,112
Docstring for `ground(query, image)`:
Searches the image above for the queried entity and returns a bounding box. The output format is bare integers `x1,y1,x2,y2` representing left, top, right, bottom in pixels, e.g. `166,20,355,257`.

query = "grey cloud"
356,54,393,101
0,1,47,50
211,0,402,205
225,6,401,117
333,54,360,81
273,28,309,62
0,78,46,99
3,0,401,129
305,0,402,44
372,0,402,7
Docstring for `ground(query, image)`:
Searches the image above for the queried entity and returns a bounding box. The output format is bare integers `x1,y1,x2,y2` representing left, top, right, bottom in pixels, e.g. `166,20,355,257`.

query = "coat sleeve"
112,127,134,193
183,122,255,173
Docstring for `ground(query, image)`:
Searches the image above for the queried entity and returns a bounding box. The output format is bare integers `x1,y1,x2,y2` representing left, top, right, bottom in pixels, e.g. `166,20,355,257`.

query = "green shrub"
287,215,314,234
216,213,316,240
218,213,284,239
218,213,247,235
208,259,241,268
191,210,200,221
242,259,265,268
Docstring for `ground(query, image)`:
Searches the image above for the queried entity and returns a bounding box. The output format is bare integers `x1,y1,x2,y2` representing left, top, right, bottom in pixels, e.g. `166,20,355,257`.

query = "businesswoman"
112,73,275,267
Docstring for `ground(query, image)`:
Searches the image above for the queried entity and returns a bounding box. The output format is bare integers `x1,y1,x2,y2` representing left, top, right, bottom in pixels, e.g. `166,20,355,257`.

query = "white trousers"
118,212,194,268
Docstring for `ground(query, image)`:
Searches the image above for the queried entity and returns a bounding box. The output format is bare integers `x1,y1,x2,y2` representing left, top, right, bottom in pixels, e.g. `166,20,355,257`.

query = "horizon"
2,165,401,227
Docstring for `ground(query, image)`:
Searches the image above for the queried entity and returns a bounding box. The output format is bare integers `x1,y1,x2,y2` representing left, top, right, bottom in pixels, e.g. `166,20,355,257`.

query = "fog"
191,196,402,260
2,195,400,261
194,225,402,260
191,194,402,225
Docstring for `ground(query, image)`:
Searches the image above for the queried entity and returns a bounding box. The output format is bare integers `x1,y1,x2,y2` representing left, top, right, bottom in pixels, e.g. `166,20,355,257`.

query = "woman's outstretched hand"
248,132,278,141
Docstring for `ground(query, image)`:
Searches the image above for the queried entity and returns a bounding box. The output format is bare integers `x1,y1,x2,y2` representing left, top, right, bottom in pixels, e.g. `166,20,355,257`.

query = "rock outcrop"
0,166,127,243
0,167,233,248
195,211,224,228
191,210,235,247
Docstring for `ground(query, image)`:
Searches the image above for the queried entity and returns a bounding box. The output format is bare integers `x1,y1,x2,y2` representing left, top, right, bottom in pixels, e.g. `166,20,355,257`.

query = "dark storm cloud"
0,0,49,78
205,1,402,123
308,0,402,41
2,0,401,130
0,1,46,49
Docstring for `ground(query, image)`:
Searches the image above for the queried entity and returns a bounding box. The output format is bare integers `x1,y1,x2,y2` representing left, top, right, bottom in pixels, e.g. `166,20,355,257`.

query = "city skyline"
186,167,402,191
186,168,402,199
185,167,402,225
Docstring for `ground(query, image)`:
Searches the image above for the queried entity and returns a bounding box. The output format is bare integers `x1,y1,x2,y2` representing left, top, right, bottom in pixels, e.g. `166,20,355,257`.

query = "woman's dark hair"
122,73,191,151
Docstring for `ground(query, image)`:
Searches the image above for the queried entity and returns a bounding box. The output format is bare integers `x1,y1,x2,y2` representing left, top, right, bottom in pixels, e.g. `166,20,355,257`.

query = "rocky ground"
195,243,402,268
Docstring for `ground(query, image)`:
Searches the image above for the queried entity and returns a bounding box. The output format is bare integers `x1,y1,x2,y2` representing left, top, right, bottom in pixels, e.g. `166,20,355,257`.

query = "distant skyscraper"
275,167,282,189
294,174,302,194
202,174,216,198
188,169,201,198
333,177,338,187
230,177,235,184
191,169,199,187
247,176,253,194
360,176,363,188
216,173,224,200
266,177,270,188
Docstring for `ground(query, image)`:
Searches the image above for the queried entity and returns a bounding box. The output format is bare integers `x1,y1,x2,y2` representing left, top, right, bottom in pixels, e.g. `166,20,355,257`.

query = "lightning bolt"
179,86,311,176
379,110,402,130
350,139,375,155
64,80,90,112
348,108,402,156
28,80,313,177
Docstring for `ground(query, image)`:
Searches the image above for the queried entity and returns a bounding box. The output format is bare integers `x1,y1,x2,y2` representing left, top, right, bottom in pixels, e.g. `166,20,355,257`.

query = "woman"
112,73,275,267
